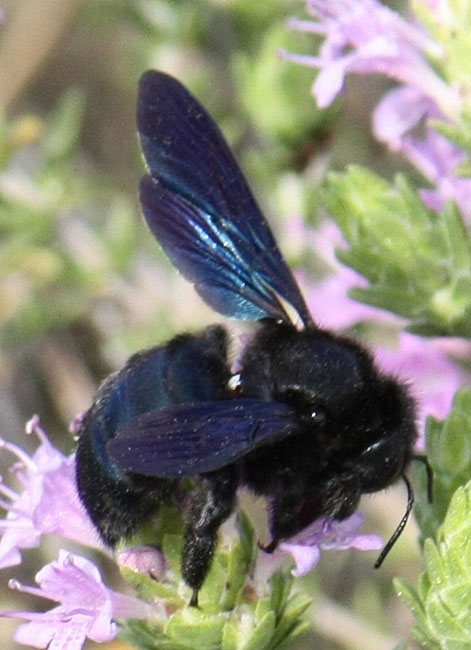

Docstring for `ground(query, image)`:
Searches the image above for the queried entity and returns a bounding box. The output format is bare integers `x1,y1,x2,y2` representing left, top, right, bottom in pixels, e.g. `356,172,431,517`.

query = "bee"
76,70,420,607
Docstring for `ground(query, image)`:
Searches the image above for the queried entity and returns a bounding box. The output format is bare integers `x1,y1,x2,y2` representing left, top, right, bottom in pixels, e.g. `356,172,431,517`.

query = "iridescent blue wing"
138,70,312,327
107,398,297,477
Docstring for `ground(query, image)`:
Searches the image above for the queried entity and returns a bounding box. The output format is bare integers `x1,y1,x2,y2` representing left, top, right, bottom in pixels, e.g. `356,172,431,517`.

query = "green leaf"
325,167,471,336
166,609,227,650
120,566,185,607
117,508,309,650
414,389,471,541
268,593,312,650
239,612,276,650
162,534,184,577
394,578,426,621
269,569,293,617
221,619,239,650
398,481,471,649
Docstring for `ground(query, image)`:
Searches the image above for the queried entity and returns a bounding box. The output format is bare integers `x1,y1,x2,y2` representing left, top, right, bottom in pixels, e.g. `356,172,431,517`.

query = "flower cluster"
2,551,154,650
0,415,103,569
0,417,382,650
281,0,471,222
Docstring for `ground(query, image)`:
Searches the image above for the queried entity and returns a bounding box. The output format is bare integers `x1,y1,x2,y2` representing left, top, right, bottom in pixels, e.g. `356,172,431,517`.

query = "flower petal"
0,418,104,568
1,551,152,650
280,542,321,577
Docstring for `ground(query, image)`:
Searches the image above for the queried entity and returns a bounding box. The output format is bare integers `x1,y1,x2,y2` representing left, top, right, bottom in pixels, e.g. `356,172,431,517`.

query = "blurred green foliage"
1,1,471,649
325,167,471,337
0,89,139,345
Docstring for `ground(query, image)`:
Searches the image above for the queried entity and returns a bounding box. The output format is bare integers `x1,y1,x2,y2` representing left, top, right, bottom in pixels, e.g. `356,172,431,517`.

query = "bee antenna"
374,473,414,569
413,453,434,503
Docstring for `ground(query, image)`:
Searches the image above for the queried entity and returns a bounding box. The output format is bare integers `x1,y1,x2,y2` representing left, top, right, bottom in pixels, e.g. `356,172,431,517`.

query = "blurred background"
0,0,418,648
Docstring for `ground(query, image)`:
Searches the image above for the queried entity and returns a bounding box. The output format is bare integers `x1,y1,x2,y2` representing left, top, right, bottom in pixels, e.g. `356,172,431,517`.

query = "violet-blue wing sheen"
137,71,313,326
107,399,297,477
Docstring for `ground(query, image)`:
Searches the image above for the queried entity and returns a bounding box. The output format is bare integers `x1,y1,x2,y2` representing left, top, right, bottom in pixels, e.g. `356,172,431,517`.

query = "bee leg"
182,467,237,606
265,484,309,549
259,539,277,553
267,473,362,549
189,589,199,608
320,472,361,520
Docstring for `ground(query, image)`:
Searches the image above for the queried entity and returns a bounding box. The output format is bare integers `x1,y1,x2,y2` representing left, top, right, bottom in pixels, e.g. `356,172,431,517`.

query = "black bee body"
76,325,231,545
239,321,416,530
77,317,416,603
75,70,418,607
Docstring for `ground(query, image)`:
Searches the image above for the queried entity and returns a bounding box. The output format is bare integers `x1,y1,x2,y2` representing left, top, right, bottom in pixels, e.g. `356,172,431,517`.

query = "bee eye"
359,437,404,490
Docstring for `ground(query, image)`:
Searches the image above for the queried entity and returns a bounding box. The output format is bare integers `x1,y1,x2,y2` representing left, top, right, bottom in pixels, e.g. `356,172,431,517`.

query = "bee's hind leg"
182,466,237,606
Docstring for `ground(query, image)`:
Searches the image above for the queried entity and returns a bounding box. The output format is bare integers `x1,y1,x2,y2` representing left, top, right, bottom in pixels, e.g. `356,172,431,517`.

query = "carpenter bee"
76,70,420,607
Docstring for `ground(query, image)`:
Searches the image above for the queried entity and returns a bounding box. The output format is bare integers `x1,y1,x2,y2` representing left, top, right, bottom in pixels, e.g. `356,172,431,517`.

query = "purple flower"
376,333,471,448
372,85,437,148
280,0,459,117
279,513,383,577
373,90,471,221
0,416,103,568
117,546,165,579
253,513,382,584
304,262,398,331
68,412,85,435
0,550,154,650
402,131,471,221
282,0,469,221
